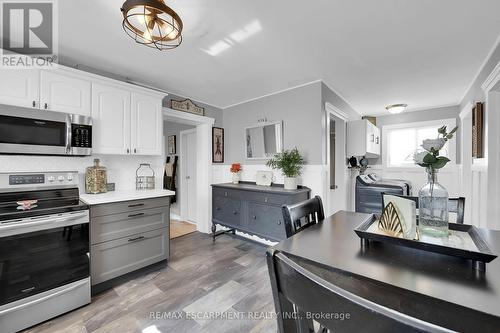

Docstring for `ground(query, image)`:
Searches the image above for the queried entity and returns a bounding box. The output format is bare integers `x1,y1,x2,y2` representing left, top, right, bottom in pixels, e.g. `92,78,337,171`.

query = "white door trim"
163,107,215,233
324,104,348,215
179,128,197,222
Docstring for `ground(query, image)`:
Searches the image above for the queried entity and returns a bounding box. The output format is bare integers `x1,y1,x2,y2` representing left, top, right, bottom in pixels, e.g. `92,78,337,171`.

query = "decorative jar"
418,168,449,237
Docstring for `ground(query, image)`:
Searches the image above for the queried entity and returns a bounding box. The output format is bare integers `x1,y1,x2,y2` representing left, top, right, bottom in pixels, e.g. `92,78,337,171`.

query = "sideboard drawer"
245,191,288,206
213,196,242,226
247,203,285,239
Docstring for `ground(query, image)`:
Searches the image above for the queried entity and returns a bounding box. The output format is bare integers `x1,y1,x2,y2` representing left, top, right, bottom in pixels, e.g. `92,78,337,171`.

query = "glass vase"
418,168,449,237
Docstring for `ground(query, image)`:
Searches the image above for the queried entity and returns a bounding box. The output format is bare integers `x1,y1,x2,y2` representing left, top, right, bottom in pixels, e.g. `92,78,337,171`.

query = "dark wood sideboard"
211,182,311,242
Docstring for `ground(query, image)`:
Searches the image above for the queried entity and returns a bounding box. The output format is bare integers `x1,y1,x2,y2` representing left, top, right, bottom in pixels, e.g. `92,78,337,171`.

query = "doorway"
325,103,348,216
180,129,197,224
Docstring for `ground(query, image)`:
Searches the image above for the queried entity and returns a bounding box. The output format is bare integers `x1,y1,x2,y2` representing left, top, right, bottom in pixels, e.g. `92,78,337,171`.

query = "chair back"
266,250,453,333
282,196,324,238
381,194,465,224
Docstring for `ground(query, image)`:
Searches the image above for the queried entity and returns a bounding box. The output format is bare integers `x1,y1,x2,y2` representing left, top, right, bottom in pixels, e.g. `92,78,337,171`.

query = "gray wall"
163,93,223,127
372,105,461,165
321,82,361,121
222,82,323,164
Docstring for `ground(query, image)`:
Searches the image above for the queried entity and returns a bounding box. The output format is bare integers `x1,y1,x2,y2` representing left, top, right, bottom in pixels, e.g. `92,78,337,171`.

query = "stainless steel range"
0,171,90,333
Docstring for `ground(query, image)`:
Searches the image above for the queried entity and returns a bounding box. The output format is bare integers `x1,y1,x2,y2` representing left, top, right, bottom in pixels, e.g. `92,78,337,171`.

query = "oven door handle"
0,278,89,316
0,211,89,236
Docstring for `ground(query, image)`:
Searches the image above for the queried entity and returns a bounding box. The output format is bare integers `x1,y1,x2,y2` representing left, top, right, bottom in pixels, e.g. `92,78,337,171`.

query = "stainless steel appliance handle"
0,211,89,237
65,114,72,154
0,278,89,316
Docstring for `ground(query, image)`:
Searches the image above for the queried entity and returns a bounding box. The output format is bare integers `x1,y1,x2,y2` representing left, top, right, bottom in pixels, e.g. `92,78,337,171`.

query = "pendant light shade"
121,0,183,50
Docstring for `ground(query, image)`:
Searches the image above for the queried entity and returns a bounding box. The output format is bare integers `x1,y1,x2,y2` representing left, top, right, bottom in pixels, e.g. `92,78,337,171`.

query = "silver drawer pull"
277,220,282,225
128,203,144,208
233,211,238,215
215,207,220,211
224,192,228,197
128,212,145,218
252,215,256,219
128,236,145,242
264,198,268,203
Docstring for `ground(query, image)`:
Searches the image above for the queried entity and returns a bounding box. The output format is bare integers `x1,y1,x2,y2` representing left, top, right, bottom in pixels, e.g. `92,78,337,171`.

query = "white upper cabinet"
0,69,40,108
131,92,162,156
347,119,380,158
40,70,91,116
92,83,131,155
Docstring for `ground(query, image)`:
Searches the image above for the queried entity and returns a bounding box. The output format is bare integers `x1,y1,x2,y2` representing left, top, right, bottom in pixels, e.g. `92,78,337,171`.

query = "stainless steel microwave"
0,104,92,156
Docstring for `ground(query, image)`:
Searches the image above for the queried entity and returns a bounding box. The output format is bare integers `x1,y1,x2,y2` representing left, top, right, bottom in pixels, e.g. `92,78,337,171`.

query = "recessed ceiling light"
386,104,408,114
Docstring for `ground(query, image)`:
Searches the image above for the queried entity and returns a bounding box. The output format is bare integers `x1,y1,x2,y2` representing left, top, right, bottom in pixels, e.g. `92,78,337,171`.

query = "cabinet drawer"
244,191,288,206
91,228,168,285
247,203,285,240
213,196,242,227
90,197,170,218
91,206,169,245
212,188,241,200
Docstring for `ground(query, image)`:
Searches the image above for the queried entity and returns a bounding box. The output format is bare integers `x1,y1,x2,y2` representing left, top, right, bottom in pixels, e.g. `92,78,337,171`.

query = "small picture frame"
212,127,224,163
168,135,176,155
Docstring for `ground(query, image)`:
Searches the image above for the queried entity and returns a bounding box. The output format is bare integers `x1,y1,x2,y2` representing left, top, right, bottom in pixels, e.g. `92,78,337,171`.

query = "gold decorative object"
85,159,108,194
378,202,404,237
170,99,205,116
121,0,183,51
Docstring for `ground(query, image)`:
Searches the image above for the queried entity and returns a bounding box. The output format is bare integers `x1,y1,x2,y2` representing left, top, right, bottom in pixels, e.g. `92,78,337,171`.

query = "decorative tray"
354,216,497,270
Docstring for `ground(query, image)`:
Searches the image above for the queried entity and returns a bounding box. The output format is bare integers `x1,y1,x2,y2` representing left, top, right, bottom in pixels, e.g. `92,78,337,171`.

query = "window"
383,118,456,168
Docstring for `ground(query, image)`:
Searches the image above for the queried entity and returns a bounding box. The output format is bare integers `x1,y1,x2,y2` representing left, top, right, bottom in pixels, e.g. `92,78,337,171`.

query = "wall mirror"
245,121,283,159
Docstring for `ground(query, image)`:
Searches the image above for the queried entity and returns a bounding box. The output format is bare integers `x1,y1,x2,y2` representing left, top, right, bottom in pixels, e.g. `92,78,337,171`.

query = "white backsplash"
0,154,165,193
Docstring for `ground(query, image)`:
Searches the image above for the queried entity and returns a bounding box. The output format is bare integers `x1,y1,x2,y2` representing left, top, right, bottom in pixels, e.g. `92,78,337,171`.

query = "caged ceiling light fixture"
121,0,183,50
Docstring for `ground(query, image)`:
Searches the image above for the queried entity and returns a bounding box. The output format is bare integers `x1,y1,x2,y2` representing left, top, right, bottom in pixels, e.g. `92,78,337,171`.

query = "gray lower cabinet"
212,182,310,241
89,198,170,286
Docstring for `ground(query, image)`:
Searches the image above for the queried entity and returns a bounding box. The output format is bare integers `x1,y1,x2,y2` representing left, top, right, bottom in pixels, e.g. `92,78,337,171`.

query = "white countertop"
80,189,175,205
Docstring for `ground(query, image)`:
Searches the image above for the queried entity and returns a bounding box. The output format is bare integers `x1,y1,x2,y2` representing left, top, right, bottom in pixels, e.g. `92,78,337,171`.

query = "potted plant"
230,163,242,184
413,125,458,237
266,148,304,189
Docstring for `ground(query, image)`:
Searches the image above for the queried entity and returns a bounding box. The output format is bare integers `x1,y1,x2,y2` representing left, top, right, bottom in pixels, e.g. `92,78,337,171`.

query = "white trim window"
382,118,457,168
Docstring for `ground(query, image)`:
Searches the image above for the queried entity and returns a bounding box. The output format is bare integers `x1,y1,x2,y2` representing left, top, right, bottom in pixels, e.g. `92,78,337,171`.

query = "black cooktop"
0,188,88,222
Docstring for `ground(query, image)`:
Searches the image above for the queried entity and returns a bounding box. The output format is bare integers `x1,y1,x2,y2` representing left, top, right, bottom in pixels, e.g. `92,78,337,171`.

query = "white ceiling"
59,0,500,115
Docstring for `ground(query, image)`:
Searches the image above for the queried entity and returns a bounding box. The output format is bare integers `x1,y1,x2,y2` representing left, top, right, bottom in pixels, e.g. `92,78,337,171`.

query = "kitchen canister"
85,158,108,194
136,163,155,190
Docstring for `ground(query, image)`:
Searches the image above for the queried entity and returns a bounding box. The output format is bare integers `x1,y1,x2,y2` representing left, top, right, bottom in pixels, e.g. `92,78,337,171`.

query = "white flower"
422,138,445,152
413,151,427,164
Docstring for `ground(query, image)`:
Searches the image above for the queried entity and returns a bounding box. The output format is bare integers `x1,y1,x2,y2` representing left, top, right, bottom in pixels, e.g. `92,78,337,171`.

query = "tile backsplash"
0,154,165,193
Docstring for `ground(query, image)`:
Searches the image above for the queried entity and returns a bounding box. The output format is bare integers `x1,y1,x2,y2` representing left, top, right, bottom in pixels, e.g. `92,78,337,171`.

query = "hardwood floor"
23,232,276,333
170,220,197,239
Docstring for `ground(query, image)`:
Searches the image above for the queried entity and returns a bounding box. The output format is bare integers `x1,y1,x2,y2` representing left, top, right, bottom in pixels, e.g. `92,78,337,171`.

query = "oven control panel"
0,172,79,191
9,174,45,185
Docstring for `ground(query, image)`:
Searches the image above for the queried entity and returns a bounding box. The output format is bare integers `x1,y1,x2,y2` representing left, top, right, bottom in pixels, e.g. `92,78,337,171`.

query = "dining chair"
282,196,325,238
266,249,453,333
381,194,466,224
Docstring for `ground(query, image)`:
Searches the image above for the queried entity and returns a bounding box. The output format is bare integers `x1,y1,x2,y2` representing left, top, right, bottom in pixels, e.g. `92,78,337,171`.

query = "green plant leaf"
432,159,448,169
423,154,437,164
437,126,447,134
266,148,304,178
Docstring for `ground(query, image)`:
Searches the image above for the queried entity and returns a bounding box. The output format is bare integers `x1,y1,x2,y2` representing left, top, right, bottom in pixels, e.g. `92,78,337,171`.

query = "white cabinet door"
92,83,131,155
40,70,91,116
130,92,162,155
0,69,40,108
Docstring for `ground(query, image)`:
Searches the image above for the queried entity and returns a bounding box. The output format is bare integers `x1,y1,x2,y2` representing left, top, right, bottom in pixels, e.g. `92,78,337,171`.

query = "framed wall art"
212,127,224,163
170,98,205,116
472,102,484,158
168,135,176,155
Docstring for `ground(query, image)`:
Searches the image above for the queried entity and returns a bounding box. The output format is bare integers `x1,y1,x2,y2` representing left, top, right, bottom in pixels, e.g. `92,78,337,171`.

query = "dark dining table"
267,210,500,332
